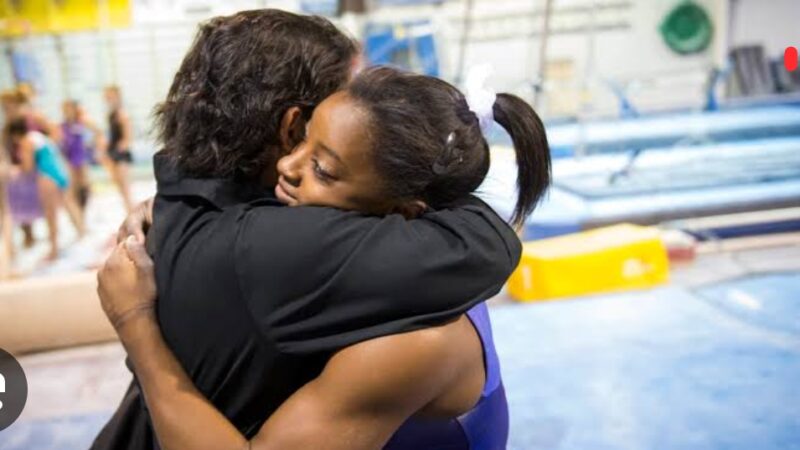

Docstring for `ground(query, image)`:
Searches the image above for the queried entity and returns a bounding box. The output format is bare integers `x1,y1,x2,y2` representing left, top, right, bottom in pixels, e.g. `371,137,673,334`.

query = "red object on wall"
785,46,798,72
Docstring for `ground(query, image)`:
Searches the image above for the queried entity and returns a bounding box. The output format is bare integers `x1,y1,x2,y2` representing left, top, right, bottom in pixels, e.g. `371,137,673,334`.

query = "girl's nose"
277,145,304,186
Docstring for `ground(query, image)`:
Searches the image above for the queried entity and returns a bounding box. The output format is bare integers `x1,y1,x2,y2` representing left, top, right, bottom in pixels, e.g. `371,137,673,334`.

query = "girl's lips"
275,178,297,205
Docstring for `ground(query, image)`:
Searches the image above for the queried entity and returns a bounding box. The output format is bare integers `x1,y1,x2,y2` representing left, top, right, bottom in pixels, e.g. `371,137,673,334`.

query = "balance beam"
0,271,117,355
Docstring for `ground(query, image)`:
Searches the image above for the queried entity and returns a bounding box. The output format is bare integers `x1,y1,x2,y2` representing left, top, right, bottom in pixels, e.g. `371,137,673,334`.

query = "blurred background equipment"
364,20,441,76
0,1,798,450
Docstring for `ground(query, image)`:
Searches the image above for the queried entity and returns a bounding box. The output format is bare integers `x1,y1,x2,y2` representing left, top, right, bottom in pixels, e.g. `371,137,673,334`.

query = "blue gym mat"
554,138,800,199
1,273,798,450
542,106,800,157
492,272,800,450
0,413,109,450
2,272,798,450
478,137,800,239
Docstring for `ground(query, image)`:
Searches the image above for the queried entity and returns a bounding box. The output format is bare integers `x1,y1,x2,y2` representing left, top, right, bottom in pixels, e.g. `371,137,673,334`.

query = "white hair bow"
464,64,496,133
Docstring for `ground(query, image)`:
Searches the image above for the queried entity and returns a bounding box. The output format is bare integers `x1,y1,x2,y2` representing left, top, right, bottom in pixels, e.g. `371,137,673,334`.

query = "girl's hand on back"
97,236,157,332
116,197,154,244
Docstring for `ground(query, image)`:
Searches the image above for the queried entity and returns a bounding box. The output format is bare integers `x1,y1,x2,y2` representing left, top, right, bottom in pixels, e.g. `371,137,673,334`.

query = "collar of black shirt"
152,152,277,209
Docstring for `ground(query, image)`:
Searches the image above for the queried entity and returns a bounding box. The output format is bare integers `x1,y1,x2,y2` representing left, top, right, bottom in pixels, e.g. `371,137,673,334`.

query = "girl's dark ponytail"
492,93,551,228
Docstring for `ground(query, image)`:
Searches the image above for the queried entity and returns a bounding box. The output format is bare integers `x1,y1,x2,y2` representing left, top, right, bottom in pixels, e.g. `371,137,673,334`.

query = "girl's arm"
81,117,108,157
98,241,240,449
0,140,8,179
99,240,457,450
32,112,61,143
118,110,132,150
18,136,35,173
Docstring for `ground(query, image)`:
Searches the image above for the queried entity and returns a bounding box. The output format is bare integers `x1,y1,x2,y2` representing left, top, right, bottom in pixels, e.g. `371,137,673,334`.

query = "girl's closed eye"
312,158,336,182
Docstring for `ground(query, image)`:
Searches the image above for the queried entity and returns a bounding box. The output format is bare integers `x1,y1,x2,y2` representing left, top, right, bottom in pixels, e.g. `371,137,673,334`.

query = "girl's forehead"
317,94,368,142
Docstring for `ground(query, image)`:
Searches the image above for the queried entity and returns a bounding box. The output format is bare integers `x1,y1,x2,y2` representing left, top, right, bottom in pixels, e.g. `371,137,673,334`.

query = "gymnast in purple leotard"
61,105,90,169
2,87,57,250
61,100,100,213
94,64,550,450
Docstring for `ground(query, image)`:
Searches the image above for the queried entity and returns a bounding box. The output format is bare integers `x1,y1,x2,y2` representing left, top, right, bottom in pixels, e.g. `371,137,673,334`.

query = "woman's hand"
97,236,157,331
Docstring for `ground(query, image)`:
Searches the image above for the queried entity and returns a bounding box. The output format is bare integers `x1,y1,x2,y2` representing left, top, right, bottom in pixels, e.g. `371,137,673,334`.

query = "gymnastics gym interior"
0,1,798,449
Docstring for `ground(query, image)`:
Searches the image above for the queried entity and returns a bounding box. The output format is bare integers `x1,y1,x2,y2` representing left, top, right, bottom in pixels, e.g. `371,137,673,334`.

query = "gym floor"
2,235,798,450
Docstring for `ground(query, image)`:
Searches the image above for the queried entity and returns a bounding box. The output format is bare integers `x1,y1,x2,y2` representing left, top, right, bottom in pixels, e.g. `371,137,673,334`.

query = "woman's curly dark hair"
156,9,357,180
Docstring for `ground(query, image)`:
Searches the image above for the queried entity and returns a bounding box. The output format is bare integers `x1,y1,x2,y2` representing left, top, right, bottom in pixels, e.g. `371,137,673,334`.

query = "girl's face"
275,91,395,215
63,102,78,121
104,89,120,107
1,98,19,117
10,132,23,146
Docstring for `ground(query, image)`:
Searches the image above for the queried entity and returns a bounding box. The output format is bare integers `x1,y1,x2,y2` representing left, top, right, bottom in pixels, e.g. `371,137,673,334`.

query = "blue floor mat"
694,272,800,337
491,272,800,450
2,274,798,450
0,413,109,450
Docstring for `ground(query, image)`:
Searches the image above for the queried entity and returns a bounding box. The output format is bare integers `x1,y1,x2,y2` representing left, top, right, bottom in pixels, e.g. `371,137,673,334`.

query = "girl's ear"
393,200,428,219
279,106,306,153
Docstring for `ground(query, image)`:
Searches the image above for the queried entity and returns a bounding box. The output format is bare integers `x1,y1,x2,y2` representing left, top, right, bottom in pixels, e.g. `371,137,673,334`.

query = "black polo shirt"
91,155,520,449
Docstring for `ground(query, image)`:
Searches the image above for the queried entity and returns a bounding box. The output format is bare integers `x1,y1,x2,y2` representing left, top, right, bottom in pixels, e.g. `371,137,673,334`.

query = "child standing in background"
8,118,84,261
0,130,11,279
1,86,53,249
103,86,134,213
60,100,105,218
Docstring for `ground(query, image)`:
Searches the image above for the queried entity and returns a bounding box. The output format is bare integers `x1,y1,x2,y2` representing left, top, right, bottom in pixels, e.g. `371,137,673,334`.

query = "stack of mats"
507,224,670,301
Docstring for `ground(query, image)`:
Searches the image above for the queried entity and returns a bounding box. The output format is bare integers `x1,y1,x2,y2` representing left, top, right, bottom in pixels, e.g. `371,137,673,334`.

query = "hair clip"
445,131,456,148
432,132,459,175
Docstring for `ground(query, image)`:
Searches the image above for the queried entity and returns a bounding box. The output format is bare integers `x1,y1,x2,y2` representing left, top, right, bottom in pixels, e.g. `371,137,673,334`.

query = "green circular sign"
660,1,714,55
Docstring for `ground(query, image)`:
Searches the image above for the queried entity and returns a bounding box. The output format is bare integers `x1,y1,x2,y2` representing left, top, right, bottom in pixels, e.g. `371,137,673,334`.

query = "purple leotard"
384,302,509,450
6,115,44,224
61,121,89,168
7,171,42,225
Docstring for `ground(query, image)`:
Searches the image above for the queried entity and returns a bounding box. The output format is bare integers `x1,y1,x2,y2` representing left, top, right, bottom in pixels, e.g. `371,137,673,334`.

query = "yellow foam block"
507,224,670,302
